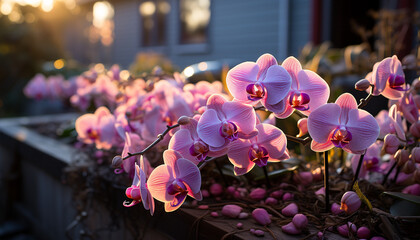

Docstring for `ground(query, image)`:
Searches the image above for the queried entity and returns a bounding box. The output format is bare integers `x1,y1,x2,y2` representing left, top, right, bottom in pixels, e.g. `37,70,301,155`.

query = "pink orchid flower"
227,123,289,176
226,53,292,113
168,117,227,165
395,91,419,124
307,93,380,154
121,132,152,178
197,94,257,149
276,56,330,118
124,160,155,215
75,106,117,150
375,105,406,141
24,74,48,100
368,55,406,100
147,150,202,212
350,141,382,179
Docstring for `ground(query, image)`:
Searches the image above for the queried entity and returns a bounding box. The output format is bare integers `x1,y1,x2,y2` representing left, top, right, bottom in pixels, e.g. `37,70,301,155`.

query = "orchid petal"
234,163,255,176
297,70,330,114
307,103,340,143
175,158,201,193
345,109,380,153
261,65,292,105
391,55,404,78
311,140,335,152
264,99,287,114
163,149,183,171
256,53,278,80
168,129,197,163
256,124,287,159
75,114,96,139
374,57,392,93
381,87,404,100
226,62,259,101
282,56,302,88
164,193,187,212
197,109,226,148
223,101,256,134
147,165,173,202
206,94,228,118
274,105,294,119
180,118,199,139
228,139,253,168
335,93,358,124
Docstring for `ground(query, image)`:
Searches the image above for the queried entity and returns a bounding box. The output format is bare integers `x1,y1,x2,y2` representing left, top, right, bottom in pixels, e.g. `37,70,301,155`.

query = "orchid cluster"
27,52,420,238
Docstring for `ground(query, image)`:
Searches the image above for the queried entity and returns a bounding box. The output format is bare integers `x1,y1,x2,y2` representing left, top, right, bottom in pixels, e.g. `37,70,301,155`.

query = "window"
139,0,170,46
179,0,211,45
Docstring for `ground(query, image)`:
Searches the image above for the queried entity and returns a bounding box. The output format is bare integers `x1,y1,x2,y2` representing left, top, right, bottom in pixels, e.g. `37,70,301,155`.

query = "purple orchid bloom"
124,160,155,215
350,141,382,179
147,150,202,212
75,106,118,150
276,56,330,118
227,123,289,175
24,74,48,100
368,55,406,100
226,53,292,113
307,93,380,154
168,117,227,165
197,94,257,149
375,105,406,141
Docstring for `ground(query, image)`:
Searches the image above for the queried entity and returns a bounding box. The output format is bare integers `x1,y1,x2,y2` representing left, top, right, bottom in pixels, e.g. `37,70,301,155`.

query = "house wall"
112,0,311,69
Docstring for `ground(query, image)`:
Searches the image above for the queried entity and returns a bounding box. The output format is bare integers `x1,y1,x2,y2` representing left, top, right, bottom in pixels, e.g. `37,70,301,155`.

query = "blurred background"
0,0,419,116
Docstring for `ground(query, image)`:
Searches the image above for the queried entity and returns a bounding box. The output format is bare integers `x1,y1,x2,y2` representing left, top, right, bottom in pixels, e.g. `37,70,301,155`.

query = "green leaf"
383,192,420,205
254,166,298,181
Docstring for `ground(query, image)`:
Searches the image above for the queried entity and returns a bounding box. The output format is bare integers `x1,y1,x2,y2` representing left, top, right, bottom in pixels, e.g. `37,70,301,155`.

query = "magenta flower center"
219,121,239,141
167,179,187,195
189,140,209,162
87,128,99,140
248,144,269,167
246,83,266,101
289,91,310,111
387,74,407,91
330,127,352,148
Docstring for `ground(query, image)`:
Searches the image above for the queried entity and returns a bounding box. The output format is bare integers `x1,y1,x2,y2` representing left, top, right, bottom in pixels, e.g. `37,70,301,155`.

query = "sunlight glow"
183,66,195,78
1,1,14,15
93,1,114,28
139,1,155,17
54,59,65,69
41,0,53,12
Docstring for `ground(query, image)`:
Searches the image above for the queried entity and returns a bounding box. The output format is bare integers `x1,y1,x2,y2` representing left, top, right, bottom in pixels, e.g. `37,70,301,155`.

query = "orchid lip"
388,74,409,91
167,179,187,195
330,127,352,148
289,91,310,110
246,83,266,101
248,145,269,167
189,140,209,162
219,121,239,141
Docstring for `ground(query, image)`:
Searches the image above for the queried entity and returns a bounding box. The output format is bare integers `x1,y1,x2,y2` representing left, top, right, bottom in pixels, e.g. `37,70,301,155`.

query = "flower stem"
382,161,397,185
358,84,375,109
263,166,271,188
324,151,330,212
123,123,180,160
351,154,365,190
393,166,401,183
286,135,312,145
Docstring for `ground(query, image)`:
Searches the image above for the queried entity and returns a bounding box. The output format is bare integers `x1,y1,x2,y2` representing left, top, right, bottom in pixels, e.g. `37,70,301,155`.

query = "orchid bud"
296,118,308,137
177,116,191,125
411,147,420,163
252,208,271,225
210,183,223,196
402,159,416,174
282,192,294,201
357,226,371,239
249,188,266,200
281,222,301,235
125,186,141,200
238,212,248,219
331,202,344,215
414,170,420,184
111,155,123,168
226,186,236,195
394,149,410,167
292,214,308,229
410,121,420,138
236,223,243,229
270,190,283,199
355,79,371,91
221,205,242,218
264,197,278,205
293,171,313,186
337,222,356,237
383,134,400,154
282,203,298,217
340,191,361,214
210,211,219,217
